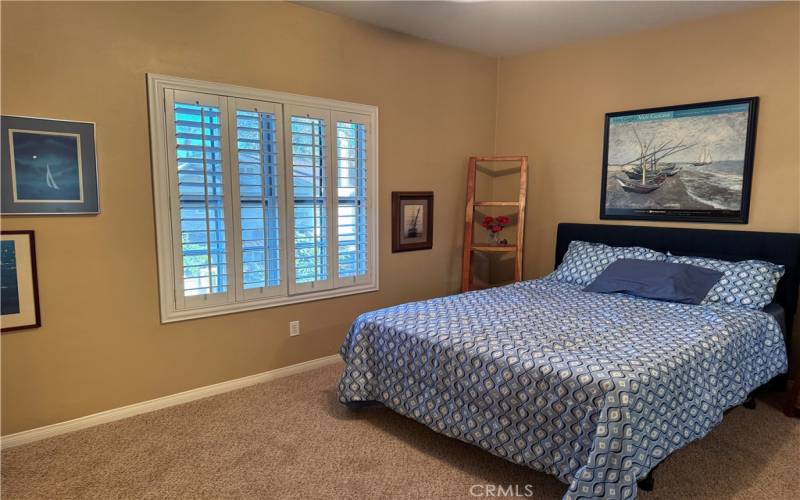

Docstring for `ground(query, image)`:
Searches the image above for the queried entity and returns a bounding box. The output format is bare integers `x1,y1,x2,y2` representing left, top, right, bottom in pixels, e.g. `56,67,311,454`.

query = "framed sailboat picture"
392,191,434,252
600,97,758,223
1,115,99,215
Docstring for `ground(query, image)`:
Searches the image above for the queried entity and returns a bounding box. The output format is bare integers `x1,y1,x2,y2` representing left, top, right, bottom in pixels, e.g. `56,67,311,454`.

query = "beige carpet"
2,363,799,499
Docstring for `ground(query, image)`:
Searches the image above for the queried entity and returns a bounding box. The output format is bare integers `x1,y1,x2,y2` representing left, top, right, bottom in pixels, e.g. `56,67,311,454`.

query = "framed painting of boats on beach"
1,115,99,215
600,97,758,223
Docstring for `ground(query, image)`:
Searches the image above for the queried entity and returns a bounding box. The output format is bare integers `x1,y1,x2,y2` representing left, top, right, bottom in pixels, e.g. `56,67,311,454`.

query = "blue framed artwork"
1,231,41,332
1,115,99,214
600,97,758,223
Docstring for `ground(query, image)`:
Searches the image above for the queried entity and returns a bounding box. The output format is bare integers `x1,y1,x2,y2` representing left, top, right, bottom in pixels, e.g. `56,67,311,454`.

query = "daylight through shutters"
174,101,228,297
236,109,281,290
336,120,368,280
290,115,328,285
152,76,377,321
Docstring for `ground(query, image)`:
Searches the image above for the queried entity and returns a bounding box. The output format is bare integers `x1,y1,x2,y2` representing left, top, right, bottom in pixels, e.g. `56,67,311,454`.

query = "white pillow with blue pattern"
666,253,785,310
550,240,667,286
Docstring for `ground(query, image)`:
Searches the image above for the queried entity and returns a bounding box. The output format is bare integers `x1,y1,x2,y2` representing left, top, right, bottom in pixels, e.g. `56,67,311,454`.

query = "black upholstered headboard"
555,223,800,349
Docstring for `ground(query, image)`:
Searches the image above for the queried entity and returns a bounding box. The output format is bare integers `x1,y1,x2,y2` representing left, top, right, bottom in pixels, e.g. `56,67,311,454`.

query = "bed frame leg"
345,400,379,411
638,470,655,492
743,396,756,410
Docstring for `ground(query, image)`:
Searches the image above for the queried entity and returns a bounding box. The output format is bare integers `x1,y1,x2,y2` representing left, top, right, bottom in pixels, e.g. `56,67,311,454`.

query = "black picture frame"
600,97,758,223
1,230,41,333
1,115,100,215
391,191,434,252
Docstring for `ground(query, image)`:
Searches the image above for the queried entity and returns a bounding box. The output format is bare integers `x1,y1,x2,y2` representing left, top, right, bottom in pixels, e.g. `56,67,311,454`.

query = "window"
148,75,378,322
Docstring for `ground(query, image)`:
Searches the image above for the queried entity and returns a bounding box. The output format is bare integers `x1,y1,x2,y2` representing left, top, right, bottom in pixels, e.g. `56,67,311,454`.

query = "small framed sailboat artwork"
600,97,758,223
1,115,99,215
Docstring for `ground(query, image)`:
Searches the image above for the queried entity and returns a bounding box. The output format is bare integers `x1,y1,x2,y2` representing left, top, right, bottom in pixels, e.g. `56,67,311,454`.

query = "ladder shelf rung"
474,201,519,207
471,245,518,253
472,155,526,162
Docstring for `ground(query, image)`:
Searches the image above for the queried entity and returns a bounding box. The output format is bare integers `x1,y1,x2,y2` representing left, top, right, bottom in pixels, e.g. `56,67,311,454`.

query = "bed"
338,223,800,499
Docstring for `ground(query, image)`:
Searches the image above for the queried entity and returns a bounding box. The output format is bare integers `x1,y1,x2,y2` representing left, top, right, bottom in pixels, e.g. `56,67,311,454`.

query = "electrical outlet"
289,320,300,337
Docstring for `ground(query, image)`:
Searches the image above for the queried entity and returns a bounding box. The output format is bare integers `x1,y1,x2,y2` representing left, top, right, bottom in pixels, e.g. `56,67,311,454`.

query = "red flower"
497,216,510,225
491,225,502,233
483,216,494,224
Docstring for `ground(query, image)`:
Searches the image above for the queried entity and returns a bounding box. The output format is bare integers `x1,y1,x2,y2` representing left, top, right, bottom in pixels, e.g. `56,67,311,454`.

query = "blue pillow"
583,259,723,304
666,253,785,310
550,240,667,286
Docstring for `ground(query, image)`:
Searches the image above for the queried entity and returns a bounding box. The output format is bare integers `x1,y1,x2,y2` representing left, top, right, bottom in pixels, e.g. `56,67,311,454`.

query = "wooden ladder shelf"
461,155,528,292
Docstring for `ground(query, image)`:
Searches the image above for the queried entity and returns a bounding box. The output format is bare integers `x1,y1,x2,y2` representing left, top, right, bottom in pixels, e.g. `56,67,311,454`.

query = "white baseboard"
1,354,342,450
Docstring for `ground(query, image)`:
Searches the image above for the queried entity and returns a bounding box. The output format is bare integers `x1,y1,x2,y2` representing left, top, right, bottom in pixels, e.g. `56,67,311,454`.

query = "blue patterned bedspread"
338,279,788,499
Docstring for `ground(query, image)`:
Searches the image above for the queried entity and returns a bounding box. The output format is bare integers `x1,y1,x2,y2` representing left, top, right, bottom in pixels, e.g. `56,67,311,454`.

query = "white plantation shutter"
332,112,370,286
227,98,286,301
166,90,235,309
284,105,334,294
149,75,378,322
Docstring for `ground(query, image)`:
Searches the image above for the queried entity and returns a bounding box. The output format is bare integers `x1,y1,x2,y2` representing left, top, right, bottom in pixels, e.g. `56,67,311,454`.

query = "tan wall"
496,4,799,279
0,2,497,434
495,4,800,363
3,2,798,436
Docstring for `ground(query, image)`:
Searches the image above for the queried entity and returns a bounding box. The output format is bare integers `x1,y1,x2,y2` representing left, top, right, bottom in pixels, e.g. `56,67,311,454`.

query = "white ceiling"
299,1,765,57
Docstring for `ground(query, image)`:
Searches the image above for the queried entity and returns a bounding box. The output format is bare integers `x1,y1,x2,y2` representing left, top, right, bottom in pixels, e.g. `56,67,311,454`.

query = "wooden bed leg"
638,470,655,492
743,396,756,410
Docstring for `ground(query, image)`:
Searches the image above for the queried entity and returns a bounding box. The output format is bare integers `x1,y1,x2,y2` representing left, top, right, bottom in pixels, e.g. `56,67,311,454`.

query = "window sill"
160,282,379,323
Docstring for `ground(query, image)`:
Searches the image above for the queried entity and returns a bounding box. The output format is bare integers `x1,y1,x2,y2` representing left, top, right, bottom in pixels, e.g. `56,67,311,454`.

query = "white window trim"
147,74,379,323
